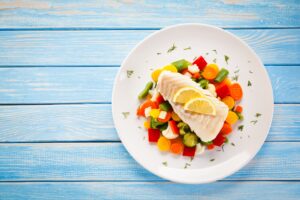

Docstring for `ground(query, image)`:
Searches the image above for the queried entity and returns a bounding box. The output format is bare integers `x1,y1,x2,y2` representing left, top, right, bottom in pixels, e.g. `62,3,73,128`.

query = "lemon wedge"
173,87,204,104
184,97,216,116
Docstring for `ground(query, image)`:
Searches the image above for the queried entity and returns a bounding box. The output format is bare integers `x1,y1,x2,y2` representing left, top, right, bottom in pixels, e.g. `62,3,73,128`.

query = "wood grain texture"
0,66,299,104
0,182,299,200
0,29,299,66
0,142,299,181
0,104,298,142
0,0,299,28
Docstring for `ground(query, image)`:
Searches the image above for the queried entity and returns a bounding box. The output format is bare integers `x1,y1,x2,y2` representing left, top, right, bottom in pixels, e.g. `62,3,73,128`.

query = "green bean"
138,81,153,100
159,101,171,111
199,79,209,89
214,68,229,83
171,59,191,72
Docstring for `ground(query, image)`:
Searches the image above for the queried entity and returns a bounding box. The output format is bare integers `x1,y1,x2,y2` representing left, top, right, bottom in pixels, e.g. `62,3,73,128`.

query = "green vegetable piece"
179,129,186,135
236,112,244,120
214,68,229,83
150,117,167,129
183,133,198,147
199,79,209,89
177,122,186,128
138,81,153,100
201,141,213,146
159,101,171,111
171,59,191,72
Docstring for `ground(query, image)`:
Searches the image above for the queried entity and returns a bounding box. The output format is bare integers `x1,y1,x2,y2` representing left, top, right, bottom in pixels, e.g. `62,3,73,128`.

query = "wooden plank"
0,29,299,66
0,66,299,104
0,0,299,28
0,142,299,181
0,104,298,142
0,182,299,200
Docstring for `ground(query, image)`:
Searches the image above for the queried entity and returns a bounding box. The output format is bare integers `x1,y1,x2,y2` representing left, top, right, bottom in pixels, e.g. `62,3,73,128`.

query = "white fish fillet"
157,71,228,142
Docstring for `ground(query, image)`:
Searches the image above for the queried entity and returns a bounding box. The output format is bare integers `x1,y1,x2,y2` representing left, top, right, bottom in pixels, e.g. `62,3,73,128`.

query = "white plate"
112,24,274,184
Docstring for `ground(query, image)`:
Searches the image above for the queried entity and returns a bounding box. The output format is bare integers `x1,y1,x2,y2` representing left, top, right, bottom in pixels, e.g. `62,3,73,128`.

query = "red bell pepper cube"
216,84,230,99
213,133,226,147
193,56,207,71
183,146,196,157
148,128,161,142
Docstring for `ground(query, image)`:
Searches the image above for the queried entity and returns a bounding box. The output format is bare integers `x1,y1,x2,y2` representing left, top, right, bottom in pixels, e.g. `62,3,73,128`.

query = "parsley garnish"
234,69,240,74
137,76,141,79
210,159,215,162
149,68,154,71
162,161,168,166
238,125,244,131
190,157,194,162
157,52,161,55
138,126,142,129
232,75,239,81
184,46,191,50
249,70,253,74
221,145,225,152
143,136,146,140
212,49,217,54
213,58,217,63
255,113,262,118
167,43,176,53
193,56,198,61
126,70,134,78
248,80,252,86
248,60,251,63
122,112,130,119
231,142,235,146
205,52,209,55
225,55,229,64
184,163,191,169
250,120,258,125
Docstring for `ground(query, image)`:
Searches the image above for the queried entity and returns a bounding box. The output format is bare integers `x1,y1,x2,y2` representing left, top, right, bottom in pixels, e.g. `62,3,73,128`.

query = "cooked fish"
157,71,228,142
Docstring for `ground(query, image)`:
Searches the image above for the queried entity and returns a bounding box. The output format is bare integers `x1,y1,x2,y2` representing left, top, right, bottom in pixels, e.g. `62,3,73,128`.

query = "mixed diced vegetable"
137,55,244,157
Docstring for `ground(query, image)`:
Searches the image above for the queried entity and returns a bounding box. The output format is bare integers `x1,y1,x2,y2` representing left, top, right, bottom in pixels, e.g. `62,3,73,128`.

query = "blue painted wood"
0,104,298,142
0,142,299,181
0,0,299,28
0,66,299,104
0,29,299,66
0,182,299,200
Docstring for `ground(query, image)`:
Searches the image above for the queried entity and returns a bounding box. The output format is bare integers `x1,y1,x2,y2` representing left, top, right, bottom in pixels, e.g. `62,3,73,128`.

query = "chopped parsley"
184,163,191,169
231,142,235,146
156,52,161,55
221,145,225,152
213,58,217,63
137,76,141,79
248,60,251,63
212,49,217,54
184,46,191,50
248,80,252,86
255,113,262,118
250,120,258,125
126,70,134,78
138,126,142,129
205,52,209,55
149,68,154,71
122,112,130,119
249,70,253,74
143,136,146,140
190,157,194,162
225,55,229,64
234,69,240,74
238,125,244,131
193,56,198,61
232,75,239,81
167,43,176,53
210,159,215,162
162,161,168,166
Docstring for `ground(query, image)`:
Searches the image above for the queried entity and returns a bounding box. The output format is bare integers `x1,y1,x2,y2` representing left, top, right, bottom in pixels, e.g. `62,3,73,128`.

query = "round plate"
112,24,274,184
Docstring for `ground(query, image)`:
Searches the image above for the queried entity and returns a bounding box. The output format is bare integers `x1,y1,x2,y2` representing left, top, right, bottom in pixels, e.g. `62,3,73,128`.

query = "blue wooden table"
0,1,299,199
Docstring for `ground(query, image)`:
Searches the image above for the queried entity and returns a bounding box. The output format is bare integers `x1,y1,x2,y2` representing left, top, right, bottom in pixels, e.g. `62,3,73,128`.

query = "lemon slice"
184,97,216,116
173,87,204,104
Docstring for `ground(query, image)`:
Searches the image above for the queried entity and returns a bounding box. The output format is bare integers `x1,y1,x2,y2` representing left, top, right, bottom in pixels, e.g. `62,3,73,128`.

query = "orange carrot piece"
229,83,243,100
202,64,219,80
235,105,243,113
207,144,215,150
220,122,232,135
